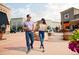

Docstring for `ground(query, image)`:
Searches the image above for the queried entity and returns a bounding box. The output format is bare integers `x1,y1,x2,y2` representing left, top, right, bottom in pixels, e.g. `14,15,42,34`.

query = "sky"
1,0,79,3
3,2,79,22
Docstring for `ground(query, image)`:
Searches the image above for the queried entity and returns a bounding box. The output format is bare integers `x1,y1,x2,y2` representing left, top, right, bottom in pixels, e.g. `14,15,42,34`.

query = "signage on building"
64,13,70,21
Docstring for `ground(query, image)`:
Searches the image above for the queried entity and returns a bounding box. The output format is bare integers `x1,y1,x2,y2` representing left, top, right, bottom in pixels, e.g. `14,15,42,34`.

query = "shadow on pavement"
4,47,44,53
33,49,42,52
32,47,45,53
4,47,26,52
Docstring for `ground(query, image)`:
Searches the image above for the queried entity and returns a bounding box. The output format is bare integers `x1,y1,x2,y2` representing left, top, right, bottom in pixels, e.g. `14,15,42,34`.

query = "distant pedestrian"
55,27,59,32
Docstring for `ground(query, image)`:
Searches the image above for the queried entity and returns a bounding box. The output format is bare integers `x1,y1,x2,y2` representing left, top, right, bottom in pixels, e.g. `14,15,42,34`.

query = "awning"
0,12,9,25
63,23,70,27
70,21,75,24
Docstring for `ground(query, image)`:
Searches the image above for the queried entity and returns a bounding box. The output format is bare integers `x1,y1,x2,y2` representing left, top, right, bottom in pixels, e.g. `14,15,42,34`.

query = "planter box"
63,32,72,40
34,32,39,41
0,32,3,40
48,33,52,36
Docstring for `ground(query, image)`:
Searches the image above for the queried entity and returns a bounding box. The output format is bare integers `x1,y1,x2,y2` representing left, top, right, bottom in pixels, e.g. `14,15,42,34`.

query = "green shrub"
69,29,79,41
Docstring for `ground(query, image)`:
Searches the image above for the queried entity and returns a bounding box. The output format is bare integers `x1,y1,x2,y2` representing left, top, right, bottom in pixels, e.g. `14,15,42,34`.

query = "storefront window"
66,26,70,29
74,14,79,19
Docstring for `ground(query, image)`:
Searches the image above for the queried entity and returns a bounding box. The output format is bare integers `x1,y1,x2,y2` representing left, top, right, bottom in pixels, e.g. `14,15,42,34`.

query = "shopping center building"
61,7,79,32
0,4,11,32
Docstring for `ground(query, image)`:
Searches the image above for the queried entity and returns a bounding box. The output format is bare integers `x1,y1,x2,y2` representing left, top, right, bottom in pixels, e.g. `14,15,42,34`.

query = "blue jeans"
39,31,45,46
25,31,34,50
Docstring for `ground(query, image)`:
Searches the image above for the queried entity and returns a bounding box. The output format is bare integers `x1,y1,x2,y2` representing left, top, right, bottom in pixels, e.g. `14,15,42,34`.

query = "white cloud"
11,7,41,22
41,3,79,22
2,0,79,3
0,0,3,2
10,3,79,22
11,8,31,18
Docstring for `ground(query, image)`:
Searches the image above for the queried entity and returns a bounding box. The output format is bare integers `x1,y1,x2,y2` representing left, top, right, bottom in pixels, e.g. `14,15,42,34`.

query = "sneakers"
40,46,42,49
26,49,30,54
40,45,44,49
40,45,45,52
26,45,33,54
31,46,33,49
30,44,34,49
42,49,45,52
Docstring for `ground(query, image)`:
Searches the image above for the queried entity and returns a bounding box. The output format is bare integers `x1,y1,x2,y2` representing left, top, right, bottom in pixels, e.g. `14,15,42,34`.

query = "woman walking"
36,18,47,52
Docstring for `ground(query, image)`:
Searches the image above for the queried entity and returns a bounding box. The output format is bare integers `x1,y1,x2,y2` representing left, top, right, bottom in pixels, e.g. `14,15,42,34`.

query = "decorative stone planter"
48,33,52,36
0,31,3,40
34,32,39,41
63,32,72,40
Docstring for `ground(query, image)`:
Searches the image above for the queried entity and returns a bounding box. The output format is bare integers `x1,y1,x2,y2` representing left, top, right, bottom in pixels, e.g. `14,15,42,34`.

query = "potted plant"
69,29,79,53
75,43,79,53
47,26,52,36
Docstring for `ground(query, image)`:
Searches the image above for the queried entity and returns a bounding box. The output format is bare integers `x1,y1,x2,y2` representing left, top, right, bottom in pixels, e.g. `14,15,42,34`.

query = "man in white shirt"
23,14,34,53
